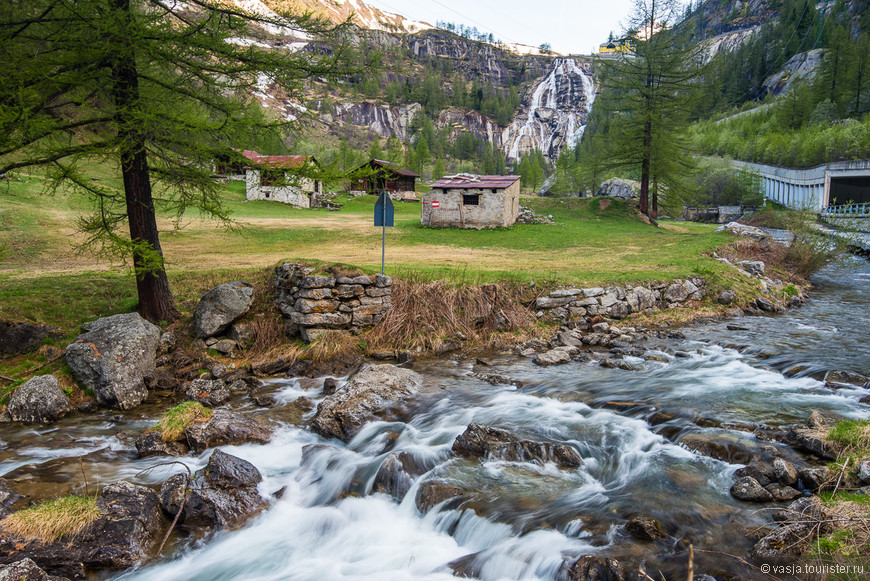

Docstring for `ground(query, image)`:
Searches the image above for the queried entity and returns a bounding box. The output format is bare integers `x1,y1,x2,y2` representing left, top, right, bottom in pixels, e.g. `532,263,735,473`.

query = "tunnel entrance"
829,176,870,205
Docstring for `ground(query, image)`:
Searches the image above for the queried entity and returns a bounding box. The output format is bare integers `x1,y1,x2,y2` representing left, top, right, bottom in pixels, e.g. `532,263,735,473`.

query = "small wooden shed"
422,174,521,229
349,159,419,200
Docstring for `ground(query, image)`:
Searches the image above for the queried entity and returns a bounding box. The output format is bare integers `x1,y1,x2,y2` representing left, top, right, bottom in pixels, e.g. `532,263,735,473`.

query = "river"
3,258,869,580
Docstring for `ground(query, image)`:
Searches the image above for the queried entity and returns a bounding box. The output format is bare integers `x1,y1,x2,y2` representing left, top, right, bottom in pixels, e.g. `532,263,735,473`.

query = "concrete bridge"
730,159,870,213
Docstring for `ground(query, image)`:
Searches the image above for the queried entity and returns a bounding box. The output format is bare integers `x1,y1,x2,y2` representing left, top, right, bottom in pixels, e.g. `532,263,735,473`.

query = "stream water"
2,258,869,580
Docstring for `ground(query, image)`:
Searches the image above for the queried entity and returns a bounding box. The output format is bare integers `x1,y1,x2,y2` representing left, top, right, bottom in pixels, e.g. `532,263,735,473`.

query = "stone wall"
533,278,707,322
275,263,392,341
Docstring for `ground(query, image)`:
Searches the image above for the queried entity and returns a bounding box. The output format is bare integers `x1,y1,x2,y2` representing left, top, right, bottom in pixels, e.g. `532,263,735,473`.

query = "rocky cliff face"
319,101,422,141
502,58,596,161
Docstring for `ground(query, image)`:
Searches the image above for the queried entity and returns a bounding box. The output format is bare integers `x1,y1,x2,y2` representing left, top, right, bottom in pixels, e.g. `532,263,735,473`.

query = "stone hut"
422,174,521,229
245,155,322,207
349,159,419,201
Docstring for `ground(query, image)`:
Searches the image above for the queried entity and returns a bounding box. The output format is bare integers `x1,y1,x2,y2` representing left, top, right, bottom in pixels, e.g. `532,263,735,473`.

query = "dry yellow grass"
304,330,359,363
1,495,100,543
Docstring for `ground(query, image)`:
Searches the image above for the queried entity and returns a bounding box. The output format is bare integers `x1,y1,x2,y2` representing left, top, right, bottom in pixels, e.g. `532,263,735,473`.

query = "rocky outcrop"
310,364,420,442
763,49,824,97
0,322,61,357
714,222,770,241
159,450,265,530
274,263,391,340
452,424,583,468
193,281,254,339
595,178,639,200
322,101,421,141
65,313,160,410
0,482,169,578
6,376,72,424
182,409,273,453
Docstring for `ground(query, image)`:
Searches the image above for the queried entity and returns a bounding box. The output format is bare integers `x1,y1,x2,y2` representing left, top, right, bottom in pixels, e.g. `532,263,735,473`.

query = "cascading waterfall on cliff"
504,58,596,161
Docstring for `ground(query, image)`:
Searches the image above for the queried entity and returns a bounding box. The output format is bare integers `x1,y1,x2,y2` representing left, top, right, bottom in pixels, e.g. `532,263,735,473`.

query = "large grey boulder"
159,449,264,530
7,376,73,424
595,178,639,199
182,409,272,453
193,282,254,339
310,364,421,442
65,313,160,410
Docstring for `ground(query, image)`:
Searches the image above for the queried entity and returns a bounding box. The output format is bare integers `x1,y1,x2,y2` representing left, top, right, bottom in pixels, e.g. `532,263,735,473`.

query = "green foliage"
594,0,703,217
0,0,357,321
684,162,763,207
154,401,213,442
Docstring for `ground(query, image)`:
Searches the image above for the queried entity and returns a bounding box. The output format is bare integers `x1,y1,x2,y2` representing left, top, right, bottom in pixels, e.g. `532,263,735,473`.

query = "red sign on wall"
431,201,440,208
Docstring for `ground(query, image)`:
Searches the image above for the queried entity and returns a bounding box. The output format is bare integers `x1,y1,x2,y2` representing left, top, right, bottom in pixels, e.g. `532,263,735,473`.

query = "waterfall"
503,58,596,162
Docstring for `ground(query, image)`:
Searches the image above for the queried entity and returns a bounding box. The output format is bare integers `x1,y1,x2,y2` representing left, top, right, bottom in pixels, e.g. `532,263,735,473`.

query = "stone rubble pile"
533,278,707,323
274,263,392,342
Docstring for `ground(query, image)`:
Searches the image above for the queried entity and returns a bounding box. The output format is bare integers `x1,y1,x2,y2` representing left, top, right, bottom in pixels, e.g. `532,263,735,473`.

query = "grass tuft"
363,278,537,353
304,330,358,363
1,495,100,543
153,401,213,442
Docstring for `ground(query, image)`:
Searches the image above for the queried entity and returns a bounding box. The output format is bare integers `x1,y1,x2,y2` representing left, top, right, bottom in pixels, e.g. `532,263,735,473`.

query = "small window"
492,189,497,193
463,194,479,206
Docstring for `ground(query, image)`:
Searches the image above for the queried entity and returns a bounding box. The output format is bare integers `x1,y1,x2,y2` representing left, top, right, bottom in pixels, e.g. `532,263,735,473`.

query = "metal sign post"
374,192,394,274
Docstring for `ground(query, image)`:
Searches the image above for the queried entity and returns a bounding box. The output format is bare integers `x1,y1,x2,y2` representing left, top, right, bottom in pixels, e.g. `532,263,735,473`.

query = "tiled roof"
368,159,420,177
429,174,521,189
245,155,316,169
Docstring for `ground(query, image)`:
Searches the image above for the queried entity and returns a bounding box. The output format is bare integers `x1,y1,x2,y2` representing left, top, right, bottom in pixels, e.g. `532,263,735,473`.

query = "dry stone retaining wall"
534,278,707,322
275,263,392,341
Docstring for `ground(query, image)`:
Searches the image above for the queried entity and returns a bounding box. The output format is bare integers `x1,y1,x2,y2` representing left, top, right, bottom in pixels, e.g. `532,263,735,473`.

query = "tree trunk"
639,120,651,217
112,0,179,323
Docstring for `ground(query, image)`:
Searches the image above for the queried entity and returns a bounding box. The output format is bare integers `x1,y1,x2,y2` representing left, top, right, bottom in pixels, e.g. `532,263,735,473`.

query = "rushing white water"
504,58,596,161
2,262,869,580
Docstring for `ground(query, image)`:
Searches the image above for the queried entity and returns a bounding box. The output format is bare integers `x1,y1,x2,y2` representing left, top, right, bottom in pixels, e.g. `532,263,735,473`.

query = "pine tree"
369,136,384,160
598,0,702,217
0,0,353,322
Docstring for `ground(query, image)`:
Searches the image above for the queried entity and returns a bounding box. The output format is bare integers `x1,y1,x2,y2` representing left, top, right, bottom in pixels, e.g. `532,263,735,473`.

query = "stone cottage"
245,155,322,207
349,159,419,201
422,174,521,228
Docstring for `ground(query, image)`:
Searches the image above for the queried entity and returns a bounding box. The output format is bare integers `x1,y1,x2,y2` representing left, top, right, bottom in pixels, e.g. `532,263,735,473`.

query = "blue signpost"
374,192,394,274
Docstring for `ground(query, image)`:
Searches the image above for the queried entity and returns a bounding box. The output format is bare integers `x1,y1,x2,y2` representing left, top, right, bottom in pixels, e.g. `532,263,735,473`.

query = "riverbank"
2,258,870,579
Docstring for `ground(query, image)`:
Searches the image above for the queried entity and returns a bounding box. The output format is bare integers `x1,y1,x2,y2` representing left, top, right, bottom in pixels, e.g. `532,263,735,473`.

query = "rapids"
2,258,869,580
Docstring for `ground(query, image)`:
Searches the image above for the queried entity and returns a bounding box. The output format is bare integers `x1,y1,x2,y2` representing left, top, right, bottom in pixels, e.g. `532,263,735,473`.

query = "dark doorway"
829,176,870,205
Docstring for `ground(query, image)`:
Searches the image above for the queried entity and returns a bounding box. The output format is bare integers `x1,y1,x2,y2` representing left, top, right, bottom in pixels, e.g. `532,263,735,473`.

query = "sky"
361,0,646,55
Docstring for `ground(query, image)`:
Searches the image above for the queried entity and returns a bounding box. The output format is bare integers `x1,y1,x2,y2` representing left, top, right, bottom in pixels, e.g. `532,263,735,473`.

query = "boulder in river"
563,555,626,581
159,449,265,530
134,431,189,459
185,378,230,407
193,281,254,339
414,480,464,513
824,369,870,389
182,409,272,453
65,313,160,410
624,514,667,541
0,482,169,578
6,376,72,424
372,453,416,500
452,424,583,468
730,476,774,502
310,364,421,442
